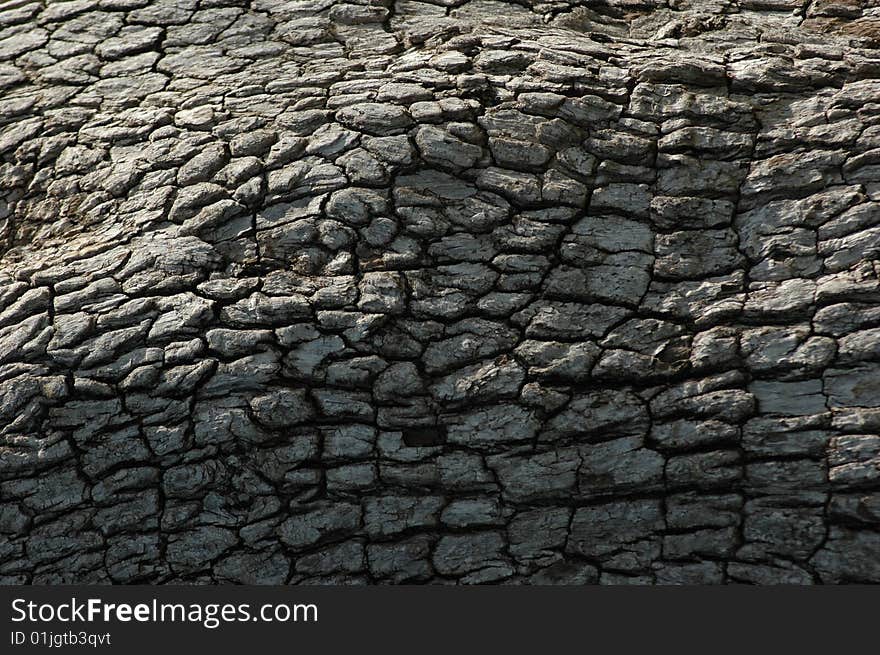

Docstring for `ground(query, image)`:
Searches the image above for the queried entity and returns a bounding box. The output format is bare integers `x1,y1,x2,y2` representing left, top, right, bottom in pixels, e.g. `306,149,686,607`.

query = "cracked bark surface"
1,0,880,584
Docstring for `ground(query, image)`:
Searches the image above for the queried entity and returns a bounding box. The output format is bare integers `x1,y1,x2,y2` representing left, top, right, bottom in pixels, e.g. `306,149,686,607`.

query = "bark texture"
1,0,880,584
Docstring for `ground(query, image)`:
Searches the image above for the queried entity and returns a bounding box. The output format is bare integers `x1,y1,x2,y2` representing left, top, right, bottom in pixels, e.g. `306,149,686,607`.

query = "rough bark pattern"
1,0,880,584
